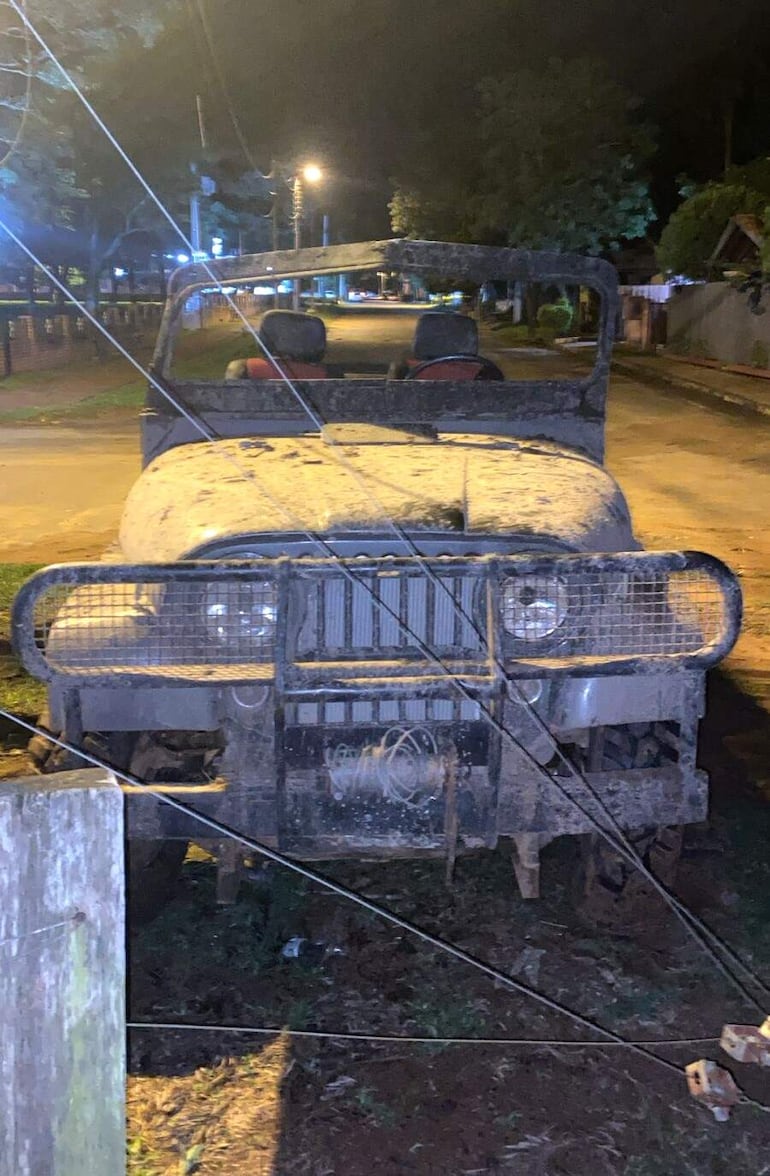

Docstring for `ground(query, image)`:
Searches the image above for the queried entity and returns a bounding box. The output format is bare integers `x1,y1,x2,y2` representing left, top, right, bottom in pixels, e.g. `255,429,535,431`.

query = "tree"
389,58,655,254
0,0,182,293
388,183,478,242
475,59,655,253
656,175,769,279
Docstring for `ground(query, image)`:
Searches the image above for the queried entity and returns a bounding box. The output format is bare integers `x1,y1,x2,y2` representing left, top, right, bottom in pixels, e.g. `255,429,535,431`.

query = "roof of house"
710,214,764,265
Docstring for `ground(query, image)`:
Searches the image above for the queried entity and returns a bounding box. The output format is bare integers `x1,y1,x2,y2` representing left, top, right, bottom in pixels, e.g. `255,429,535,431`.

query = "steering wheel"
405,354,505,381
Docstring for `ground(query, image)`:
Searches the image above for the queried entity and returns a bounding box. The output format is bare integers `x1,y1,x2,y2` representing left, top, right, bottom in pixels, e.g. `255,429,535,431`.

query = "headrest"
258,310,326,362
413,312,478,360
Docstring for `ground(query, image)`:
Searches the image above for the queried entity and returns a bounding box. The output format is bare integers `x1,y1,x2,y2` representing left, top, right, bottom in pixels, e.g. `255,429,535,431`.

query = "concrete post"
0,769,125,1176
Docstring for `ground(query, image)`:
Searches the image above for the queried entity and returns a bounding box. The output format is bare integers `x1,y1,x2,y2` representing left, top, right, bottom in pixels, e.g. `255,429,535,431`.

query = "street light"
301,163,323,185
264,160,325,307
291,163,323,307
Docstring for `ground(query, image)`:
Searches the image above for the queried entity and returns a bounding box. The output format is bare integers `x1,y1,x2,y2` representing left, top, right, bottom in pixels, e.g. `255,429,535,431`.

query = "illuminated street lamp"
291,163,323,307
264,160,325,307
301,163,323,186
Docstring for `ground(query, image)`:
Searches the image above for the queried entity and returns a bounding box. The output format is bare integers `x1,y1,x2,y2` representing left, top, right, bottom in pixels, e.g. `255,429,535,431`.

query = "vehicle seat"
389,312,492,379
225,310,328,379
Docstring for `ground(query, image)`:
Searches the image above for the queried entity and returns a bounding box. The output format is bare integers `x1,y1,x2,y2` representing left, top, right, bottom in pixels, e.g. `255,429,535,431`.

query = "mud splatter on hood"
119,433,637,561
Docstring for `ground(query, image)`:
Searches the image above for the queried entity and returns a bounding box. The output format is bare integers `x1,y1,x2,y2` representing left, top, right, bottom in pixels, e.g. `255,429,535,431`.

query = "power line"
126,1021,722,1049
5,0,769,1015
3,216,768,1019
189,0,257,170
0,708,687,1083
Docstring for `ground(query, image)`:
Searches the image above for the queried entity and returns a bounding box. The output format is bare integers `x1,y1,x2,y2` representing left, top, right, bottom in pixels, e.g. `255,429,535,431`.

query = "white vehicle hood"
119,431,637,561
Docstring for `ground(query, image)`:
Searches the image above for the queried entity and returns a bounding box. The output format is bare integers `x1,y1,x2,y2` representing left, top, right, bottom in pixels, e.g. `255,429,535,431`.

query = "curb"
610,357,770,418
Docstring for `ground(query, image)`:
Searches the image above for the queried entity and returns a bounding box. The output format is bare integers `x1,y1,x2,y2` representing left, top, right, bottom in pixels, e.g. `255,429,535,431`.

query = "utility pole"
292,175,303,309
190,95,208,256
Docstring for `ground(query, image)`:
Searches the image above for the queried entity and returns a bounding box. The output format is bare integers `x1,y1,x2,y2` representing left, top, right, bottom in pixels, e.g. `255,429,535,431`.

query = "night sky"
115,0,770,237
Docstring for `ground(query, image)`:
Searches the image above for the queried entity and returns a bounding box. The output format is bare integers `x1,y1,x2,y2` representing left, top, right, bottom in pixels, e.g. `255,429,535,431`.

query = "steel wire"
3,220,767,1019
4,0,769,1014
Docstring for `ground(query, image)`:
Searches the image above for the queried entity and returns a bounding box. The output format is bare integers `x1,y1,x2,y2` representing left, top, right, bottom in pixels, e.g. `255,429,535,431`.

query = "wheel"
29,713,189,924
573,725,684,933
28,706,84,773
126,839,189,925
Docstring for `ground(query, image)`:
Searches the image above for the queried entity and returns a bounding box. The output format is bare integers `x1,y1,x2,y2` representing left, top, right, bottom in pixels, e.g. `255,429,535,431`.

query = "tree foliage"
476,60,655,252
0,0,182,288
656,173,770,279
1,0,770,287
390,58,655,254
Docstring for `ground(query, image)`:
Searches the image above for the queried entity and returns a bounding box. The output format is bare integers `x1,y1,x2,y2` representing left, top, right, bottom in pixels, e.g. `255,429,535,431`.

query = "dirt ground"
2,312,770,1172
126,703,770,1174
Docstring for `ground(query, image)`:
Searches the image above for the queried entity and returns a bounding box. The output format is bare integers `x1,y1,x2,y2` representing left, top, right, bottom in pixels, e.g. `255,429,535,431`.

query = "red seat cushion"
245,357,328,380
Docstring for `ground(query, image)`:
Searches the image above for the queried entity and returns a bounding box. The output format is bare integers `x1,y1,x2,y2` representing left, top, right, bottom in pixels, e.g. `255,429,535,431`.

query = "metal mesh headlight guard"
11,551,741,687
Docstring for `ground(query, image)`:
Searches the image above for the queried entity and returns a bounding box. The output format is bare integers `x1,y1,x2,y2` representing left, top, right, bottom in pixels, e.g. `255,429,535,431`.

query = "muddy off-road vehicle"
13,240,741,922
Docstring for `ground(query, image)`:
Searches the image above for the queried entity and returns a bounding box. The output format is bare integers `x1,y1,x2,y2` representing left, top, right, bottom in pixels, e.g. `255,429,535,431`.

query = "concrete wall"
0,769,125,1176
667,282,770,368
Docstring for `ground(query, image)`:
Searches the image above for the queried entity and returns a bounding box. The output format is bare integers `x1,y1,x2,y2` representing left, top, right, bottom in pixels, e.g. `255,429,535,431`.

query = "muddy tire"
126,839,189,925
28,707,82,773
29,713,189,924
573,725,683,933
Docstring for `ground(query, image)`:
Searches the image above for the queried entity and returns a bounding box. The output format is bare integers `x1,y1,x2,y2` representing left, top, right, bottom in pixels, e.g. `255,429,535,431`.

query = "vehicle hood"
119,432,637,561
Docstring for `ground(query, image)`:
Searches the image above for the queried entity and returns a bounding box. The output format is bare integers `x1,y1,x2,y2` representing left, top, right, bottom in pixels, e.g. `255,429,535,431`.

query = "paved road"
0,422,139,562
0,311,767,707
604,373,770,701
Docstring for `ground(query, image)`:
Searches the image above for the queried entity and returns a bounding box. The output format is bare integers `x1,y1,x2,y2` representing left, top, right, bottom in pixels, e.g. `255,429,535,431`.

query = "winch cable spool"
8,225,767,1017
379,726,443,807
324,726,442,808
6,0,770,1013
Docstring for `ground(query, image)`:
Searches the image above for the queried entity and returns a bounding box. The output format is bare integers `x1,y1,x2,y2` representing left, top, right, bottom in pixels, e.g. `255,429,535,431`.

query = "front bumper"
13,551,738,852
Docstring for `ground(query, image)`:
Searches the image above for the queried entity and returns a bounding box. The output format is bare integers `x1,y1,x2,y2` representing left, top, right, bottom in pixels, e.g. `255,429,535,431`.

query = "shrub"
536,298,573,333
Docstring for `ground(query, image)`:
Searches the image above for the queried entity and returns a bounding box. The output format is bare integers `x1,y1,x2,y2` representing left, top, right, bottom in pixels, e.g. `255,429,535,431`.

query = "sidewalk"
611,350,770,417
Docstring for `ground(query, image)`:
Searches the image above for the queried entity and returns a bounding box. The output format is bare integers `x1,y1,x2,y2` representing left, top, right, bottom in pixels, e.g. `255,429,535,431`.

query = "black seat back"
259,310,326,361
412,312,478,360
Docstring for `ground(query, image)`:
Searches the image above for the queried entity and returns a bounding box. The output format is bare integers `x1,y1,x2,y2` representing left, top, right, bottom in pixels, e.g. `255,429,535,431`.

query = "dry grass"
127,1035,290,1175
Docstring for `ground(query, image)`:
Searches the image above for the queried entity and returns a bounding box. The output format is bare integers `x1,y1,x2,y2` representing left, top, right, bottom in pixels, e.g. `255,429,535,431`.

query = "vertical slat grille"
285,696,482,726
297,571,483,658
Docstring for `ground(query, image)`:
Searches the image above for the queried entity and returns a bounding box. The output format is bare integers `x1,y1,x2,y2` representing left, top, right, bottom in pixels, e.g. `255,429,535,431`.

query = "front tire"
575,824,683,933
572,725,684,933
29,713,189,924
126,839,189,924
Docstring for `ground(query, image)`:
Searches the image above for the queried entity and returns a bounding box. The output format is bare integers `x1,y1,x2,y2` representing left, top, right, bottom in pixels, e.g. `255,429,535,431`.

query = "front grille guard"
11,551,741,690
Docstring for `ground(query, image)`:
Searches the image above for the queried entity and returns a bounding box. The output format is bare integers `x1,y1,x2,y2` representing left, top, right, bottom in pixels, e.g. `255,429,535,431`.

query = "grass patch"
0,404,59,422
0,563,45,718
173,326,260,379
405,996,490,1051
489,322,557,346
71,380,145,412
0,377,146,423
127,1042,289,1175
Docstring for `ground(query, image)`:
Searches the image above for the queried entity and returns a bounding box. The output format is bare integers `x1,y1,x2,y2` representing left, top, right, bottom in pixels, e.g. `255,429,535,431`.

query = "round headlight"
203,581,277,653
502,576,568,641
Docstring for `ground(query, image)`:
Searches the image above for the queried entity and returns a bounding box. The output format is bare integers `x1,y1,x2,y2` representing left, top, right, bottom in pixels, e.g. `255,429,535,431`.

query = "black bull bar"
12,550,741,693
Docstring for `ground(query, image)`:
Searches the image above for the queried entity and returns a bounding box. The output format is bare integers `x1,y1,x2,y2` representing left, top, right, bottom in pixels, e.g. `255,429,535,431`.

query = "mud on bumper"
13,551,738,853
